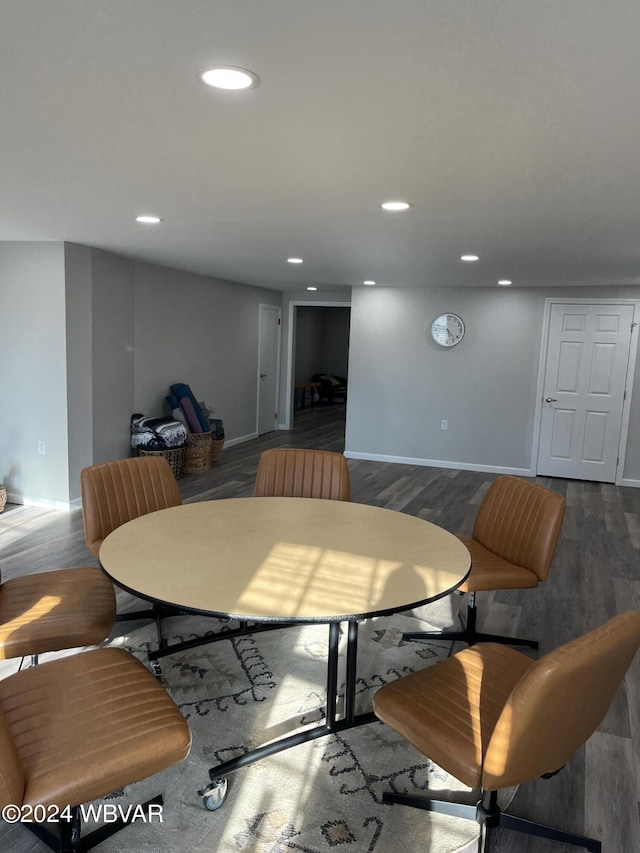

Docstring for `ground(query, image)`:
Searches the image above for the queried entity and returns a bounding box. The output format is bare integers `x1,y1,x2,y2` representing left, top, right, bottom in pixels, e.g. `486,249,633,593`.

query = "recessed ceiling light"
287,257,304,264
363,280,376,286
198,66,260,90
380,201,412,211
461,254,479,262
498,280,512,286
136,215,162,224
307,286,318,291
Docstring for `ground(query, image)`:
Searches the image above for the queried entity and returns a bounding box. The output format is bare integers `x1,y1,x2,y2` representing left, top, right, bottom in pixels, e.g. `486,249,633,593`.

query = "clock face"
431,313,465,347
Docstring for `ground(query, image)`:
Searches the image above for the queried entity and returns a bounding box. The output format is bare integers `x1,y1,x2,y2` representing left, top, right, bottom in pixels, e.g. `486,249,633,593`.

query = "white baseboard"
343,451,533,477
224,432,258,448
621,478,640,489
7,492,76,511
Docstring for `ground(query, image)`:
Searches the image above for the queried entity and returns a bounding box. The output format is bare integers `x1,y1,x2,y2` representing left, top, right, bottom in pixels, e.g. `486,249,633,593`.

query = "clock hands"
431,313,464,346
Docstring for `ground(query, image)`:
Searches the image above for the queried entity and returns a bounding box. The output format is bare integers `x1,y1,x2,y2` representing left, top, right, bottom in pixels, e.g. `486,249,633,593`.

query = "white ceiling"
2,0,640,292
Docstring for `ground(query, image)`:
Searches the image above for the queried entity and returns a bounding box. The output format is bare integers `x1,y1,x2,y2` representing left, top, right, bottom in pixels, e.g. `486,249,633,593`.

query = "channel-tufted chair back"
254,448,351,502
81,456,182,557
471,475,566,583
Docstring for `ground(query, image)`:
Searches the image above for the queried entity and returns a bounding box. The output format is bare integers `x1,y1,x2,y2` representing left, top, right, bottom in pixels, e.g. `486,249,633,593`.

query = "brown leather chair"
0,566,115,665
254,448,351,501
403,476,566,649
81,456,182,558
80,456,183,645
0,646,191,852
374,611,640,853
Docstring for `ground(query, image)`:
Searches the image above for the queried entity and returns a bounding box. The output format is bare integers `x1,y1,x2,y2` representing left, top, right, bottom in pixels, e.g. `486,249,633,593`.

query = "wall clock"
431,313,465,347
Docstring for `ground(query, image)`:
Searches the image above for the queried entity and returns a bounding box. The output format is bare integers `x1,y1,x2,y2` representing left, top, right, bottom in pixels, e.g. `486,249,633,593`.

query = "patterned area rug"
90,612,510,853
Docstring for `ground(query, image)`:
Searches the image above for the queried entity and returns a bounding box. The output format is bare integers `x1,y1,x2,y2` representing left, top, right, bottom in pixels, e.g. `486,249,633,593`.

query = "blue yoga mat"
170,383,210,432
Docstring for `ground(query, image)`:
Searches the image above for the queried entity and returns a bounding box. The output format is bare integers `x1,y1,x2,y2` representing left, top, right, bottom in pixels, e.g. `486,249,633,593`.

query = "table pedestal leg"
201,619,376,795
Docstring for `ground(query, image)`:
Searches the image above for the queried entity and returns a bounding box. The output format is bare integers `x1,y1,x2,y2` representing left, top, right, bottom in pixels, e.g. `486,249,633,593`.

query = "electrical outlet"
440,420,448,431
38,441,46,455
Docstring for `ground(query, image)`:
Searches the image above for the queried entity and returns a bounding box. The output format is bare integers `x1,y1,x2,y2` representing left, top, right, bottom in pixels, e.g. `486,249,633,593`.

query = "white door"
257,305,281,435
537,303,634,482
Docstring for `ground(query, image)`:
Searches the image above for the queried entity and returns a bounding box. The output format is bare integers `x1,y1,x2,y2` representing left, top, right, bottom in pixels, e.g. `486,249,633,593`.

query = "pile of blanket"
130,415,188,451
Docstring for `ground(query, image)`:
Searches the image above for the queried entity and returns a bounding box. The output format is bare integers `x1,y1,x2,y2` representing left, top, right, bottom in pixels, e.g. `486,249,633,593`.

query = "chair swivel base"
402,595,539,650
401,627,539,649
25,794,163,853
382,790,601,853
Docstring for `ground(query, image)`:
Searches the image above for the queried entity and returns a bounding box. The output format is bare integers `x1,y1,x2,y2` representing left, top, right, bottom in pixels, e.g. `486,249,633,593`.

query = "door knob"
545,397,557,403
260,373,268,379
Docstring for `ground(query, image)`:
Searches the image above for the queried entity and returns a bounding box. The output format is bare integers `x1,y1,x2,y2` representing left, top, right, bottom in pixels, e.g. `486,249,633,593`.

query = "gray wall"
295,307,325,384
295,306,351,383
91,249,135,464
2,242,283,507
65,243,94,500
318,307,350,378
1,242,70,506
345,285,640,480
5,238,640,505
134,263,281,442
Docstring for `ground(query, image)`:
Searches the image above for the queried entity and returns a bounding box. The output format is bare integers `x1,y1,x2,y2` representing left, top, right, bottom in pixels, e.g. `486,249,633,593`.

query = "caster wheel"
201,777,228,810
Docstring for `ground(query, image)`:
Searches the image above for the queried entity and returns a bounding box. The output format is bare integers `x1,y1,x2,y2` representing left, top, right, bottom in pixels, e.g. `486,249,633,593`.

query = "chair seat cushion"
0,647,191,809
372,643,534,788
458,536,540,592
0,568,116,660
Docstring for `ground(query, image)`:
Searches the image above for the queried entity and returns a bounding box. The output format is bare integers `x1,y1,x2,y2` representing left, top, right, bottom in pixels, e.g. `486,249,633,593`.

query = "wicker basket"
0,485,6,513
184,433,212,474
210,437,225,466
137,445,186,479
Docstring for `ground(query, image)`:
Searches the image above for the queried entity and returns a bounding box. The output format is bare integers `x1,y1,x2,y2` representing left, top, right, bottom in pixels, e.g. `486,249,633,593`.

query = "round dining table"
99,496,471,809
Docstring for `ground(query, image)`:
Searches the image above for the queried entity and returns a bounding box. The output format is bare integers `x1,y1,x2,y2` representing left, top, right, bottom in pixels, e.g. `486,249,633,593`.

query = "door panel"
588,343,615,394
549,410,573,459
557,341,582,391
582,411,606,462
258,305,281,435
537,303,634,482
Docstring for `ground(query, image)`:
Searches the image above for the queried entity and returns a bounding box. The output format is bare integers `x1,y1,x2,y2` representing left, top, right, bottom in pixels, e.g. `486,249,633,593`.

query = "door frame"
283,300,351,429
531,297,640,486
256,303,282,435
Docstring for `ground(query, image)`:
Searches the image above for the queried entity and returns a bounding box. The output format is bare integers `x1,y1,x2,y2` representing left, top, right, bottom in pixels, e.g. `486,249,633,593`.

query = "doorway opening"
284,301,351,430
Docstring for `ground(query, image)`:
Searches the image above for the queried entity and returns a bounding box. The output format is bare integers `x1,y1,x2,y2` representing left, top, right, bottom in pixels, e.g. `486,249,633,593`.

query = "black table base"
199,619,377,798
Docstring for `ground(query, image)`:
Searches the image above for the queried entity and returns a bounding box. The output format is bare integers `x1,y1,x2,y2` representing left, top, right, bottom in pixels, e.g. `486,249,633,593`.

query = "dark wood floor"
1,403,638,852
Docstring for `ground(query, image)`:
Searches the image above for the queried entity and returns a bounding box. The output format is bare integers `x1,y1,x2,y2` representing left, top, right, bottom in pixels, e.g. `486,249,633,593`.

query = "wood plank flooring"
1,403,638,852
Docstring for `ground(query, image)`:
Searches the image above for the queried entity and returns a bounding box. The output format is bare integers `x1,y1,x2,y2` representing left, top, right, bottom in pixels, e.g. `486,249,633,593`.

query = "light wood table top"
99,497,470,622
